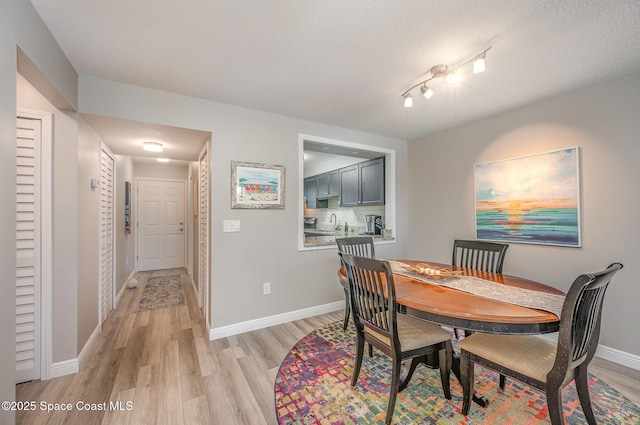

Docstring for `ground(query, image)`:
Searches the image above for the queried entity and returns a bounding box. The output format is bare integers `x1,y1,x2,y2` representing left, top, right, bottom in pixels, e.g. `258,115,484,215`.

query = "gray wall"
79,76,409,330
1,2,78,422
115,155,136,294
134,161,189,180
190,161,200,290
76,117,101,353
407,71,640,357
0,5,18,419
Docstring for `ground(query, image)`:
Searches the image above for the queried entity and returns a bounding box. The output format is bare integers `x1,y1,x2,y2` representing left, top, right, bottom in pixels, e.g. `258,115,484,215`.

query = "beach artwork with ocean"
474,148,580,247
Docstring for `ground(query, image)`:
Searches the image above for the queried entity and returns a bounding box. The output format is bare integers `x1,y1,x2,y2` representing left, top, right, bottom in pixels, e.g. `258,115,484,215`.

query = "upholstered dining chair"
458,262,623,425
336,236,376,331
340,252,452,425
452,239,509,273
451,239,510,356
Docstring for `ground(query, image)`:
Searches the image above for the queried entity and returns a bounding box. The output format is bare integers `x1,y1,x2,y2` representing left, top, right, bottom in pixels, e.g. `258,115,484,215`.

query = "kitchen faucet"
329,213,337,230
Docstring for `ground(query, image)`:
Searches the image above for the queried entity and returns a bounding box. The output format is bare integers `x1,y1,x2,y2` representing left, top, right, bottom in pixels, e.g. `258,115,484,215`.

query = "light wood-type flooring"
16,269,640,424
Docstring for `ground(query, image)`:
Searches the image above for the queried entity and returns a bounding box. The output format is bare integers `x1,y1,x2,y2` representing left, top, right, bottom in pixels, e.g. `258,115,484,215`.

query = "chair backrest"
551,262,623,381
336,236,375,258
452,239,508,273
339,252,398,349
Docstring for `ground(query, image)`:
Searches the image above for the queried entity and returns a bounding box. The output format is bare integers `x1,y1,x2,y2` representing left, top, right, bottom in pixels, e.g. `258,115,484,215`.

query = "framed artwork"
231,161,285,209
474,147,581,247
124,181,131,235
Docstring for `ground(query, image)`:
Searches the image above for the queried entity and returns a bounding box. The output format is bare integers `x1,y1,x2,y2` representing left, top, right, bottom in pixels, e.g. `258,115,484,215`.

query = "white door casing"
137,179,186,271
16,109,52,383
99,147,115,325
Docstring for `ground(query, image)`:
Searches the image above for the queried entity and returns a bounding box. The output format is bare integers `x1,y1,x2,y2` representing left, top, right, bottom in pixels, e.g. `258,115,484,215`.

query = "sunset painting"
474,147,581,246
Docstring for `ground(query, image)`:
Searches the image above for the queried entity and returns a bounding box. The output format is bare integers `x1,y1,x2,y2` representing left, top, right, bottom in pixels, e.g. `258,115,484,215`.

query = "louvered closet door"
100,149,114,324
16,117,41,383
199,148,209,316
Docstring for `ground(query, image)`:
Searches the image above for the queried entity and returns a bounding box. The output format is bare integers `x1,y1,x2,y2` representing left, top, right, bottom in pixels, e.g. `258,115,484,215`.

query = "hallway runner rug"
274,321,640,424
136,274,185,312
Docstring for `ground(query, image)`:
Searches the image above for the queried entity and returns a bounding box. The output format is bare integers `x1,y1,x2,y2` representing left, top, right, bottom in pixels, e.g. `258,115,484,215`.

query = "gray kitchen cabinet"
339,157,385,207
359,157,385,205
304,176,318,209
338,165,359,206
317,170,339,199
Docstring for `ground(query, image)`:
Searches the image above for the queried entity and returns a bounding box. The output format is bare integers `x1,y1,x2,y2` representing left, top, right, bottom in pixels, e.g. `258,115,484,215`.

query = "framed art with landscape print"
474,147,581,247
231,160,285,209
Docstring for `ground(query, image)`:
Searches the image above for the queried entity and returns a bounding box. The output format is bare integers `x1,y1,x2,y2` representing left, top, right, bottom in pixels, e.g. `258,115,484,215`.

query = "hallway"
16,269,341,425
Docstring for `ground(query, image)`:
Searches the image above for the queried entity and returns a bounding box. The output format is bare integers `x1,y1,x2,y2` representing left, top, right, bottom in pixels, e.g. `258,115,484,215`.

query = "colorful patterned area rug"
274,321,640,424
136,274,185,312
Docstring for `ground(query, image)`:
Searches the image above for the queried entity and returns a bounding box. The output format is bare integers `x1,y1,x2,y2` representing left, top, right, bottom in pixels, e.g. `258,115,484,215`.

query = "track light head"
445,70,459,84
473,53,486,73
403,93,413,108
420,84,433,99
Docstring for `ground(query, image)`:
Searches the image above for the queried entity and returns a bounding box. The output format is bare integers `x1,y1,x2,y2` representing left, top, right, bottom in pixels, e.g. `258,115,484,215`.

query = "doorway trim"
17,108,52,381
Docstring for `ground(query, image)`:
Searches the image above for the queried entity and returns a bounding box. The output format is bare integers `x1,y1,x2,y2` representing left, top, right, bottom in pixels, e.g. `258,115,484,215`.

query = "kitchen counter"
304,231,394,247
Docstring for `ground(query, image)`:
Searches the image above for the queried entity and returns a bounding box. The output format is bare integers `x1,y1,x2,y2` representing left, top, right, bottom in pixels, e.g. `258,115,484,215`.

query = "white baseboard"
49,358,79,379
78,324,101,368
209,300,344,340
116,269,137,306
595,343,640,371
537,333,639,371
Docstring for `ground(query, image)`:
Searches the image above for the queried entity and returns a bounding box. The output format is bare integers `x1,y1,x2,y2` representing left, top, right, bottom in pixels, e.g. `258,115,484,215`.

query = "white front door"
137,179,186,271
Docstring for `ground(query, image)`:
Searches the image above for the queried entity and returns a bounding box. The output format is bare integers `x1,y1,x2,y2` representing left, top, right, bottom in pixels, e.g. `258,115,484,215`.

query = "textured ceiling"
31,0,640,155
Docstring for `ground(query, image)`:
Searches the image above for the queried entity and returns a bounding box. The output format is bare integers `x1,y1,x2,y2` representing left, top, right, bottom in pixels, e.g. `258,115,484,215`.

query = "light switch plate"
223,219,241,232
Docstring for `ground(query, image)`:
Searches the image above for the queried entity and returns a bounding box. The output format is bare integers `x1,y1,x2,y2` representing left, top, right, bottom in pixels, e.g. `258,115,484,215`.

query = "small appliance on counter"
364,215,383,235
304,217,317,229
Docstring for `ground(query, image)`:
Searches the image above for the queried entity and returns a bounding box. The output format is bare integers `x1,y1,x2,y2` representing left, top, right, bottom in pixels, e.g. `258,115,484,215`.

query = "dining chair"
452,239,509,273
458,262,623,425
340,252,452,425
336,236,376,331
450,239,510,383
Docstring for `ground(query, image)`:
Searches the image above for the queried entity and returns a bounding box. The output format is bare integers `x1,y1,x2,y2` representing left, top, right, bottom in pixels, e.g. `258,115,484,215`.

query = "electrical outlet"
263,282,271,295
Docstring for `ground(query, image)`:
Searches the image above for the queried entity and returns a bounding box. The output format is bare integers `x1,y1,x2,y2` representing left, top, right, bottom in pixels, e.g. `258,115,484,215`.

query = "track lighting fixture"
401,46,491,107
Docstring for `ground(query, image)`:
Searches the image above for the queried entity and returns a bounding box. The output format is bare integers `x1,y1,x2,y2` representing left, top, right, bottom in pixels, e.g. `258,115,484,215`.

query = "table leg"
399,353,489,408
451,352,489,407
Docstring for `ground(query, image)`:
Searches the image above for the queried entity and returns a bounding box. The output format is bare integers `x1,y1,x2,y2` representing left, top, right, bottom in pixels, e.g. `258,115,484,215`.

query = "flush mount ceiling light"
401,46,492,107
157,158,169,163
143,141,163,152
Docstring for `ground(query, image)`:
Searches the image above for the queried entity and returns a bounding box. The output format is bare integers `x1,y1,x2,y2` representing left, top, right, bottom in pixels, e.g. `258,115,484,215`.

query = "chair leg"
460,351,474,416
438,343,452,400
342,288,350,331
545,387,564,425
499,374,506,390
351,333,365,387
575,366,597,425
385,356,402,425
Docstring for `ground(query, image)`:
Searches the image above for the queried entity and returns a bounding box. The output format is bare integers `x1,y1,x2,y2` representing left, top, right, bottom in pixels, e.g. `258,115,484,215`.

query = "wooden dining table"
337,259,565,406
